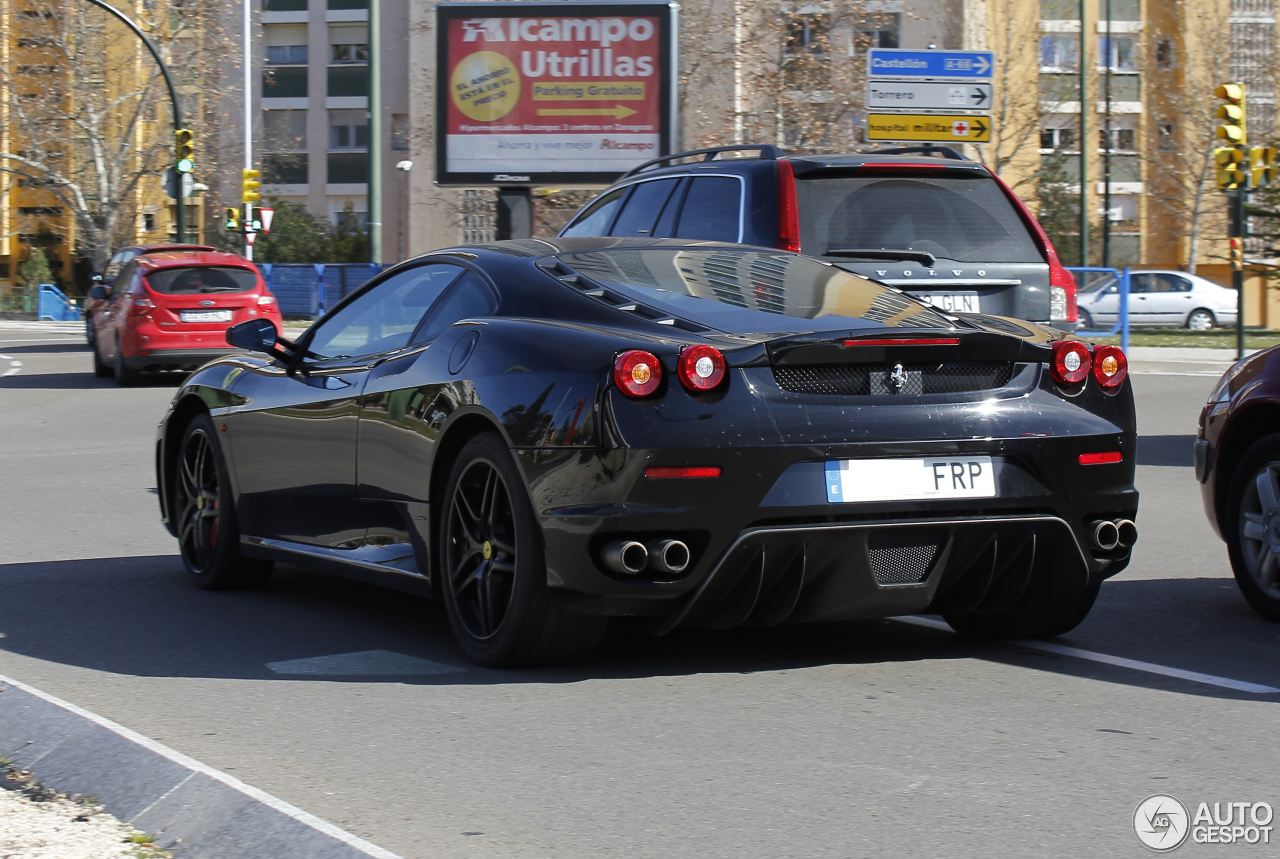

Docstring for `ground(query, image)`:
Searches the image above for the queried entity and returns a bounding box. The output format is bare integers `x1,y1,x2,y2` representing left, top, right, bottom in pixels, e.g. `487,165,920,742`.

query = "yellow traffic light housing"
1251,146,1278,188
1216,83,1247,146
1216,147,1249,190
1229,237,1245,272
224,207,239,230
174,129,194,173
241,168,261,203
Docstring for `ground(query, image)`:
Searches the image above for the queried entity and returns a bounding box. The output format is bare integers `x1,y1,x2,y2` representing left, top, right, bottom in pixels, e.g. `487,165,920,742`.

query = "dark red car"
89,250,282,385
1197,346,1280,619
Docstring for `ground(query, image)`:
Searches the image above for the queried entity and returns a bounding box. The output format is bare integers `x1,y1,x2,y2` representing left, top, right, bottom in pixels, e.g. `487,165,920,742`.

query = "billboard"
436,1,677,187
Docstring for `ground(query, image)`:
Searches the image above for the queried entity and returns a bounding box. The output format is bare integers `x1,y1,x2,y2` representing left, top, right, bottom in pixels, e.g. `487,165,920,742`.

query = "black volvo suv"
559,145,1077,329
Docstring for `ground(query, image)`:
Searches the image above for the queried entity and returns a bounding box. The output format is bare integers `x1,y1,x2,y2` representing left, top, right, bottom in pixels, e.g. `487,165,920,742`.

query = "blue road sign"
868,49,994,80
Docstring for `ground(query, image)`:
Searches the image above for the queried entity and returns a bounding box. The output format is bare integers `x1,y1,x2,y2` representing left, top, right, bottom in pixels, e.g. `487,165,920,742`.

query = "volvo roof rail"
621,144,788,178
871,146,970,161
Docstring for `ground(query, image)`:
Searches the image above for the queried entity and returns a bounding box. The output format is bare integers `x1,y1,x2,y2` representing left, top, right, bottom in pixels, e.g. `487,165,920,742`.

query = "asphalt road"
2,322,1278,857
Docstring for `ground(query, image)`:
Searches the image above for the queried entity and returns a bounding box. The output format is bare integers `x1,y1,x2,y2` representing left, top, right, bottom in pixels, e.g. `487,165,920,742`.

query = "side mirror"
226,318,279,354
89,285,109,300
90,273,103,283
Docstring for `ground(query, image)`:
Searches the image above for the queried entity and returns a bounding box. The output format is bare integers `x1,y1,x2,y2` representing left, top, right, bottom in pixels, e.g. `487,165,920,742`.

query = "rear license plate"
825,457,995,503
180,310,232,322
912,293,979,313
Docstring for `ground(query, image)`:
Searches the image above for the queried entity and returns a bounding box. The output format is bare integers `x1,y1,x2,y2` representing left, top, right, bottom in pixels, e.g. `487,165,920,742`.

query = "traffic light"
1215,147,1249,190
241,168,261,203
1229,237,1245,271
224,207,239,230
174,129,194,173
1252,146,1278,188
1216,83,1247,146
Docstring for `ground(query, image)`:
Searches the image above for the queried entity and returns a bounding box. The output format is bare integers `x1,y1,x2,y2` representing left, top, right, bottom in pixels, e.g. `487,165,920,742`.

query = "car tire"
439,432,607,667
174,413,274,590
92,342,111,378
1225,433,1280,621
1077,308,1093,330
114,350,139,386
85,316,95,347
1186,309,1216,331
943,579,1101,639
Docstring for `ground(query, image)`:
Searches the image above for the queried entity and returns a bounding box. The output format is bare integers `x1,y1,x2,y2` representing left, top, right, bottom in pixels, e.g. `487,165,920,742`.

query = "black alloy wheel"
439,433,606,666
174,413,273,590
1227,434,1280,620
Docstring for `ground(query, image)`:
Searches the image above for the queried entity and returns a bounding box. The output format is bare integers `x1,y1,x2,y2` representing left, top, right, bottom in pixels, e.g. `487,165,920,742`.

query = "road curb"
0,672,403,859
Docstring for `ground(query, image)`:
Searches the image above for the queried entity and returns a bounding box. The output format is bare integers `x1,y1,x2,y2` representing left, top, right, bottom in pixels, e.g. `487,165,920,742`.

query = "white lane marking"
266,650,467,676
0,671,406,859
0,338,86,345
895,615,1280,694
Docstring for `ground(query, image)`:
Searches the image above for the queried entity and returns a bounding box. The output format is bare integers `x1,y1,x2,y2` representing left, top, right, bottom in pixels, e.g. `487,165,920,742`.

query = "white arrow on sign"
866,81,993,112
974,55,990,75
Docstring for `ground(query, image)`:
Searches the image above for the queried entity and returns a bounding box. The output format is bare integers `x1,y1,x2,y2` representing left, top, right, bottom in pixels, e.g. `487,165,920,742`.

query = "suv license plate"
913,293,979,313
180,310,232,322
825,457,995,503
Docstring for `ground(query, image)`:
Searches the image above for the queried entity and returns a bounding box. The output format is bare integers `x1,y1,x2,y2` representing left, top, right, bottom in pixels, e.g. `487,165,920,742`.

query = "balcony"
327,152,368,184
263,66,307,99
264,0,307,11
327,65,368,98
264,153,309,185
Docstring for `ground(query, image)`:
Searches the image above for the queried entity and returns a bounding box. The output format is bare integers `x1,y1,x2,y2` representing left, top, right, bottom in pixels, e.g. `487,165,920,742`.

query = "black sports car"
155,238,1138,666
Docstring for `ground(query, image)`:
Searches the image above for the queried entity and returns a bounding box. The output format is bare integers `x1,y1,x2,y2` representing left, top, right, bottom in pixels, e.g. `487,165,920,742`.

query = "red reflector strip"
644,466,722,479
1079,452,1122,465
843,337,960,347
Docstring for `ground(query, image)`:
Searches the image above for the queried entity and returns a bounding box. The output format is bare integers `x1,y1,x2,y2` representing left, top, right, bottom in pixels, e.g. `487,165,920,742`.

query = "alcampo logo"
1134,794,1191,851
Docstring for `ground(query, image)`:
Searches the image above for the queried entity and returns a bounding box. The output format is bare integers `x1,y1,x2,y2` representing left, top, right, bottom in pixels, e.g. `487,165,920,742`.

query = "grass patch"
1085,329,1280,349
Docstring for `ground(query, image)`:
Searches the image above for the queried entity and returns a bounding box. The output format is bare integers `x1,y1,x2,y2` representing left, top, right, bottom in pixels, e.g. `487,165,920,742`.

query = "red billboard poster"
436,2,676,186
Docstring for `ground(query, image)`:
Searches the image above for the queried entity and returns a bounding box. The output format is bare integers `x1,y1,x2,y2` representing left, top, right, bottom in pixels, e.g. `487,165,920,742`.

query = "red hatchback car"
89,250,283,385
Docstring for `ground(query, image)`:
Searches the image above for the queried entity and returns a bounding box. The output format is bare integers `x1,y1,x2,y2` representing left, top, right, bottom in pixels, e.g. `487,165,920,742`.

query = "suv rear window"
796,174,1042,263
145,266,258,295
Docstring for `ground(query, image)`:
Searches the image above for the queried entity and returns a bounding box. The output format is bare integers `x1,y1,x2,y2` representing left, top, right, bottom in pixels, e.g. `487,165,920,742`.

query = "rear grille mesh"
867,528,947,585
772,362,1014,396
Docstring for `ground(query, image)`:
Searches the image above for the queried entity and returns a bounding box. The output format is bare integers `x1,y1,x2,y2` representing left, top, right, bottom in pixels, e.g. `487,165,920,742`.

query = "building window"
785,15,829,54
1158,122,1176,151
331,42,368,63
264,0,307,11
263,66,308,99
327,152,369,184
1040,127,1078,151
17,206,63,216
327,0,367,10
1155,38,1174,69
266,44,308,64
861,14,899,49
329,109,368,150
1100,127,1136,152
327,65,369,98
1098,36,1136,71
142,213,156,232
391,113,409,150
264,109,308,151
263,153,309,185
1039,35,1079,71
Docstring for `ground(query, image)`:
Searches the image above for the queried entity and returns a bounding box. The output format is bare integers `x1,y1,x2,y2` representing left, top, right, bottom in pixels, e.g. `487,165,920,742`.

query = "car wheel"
114,350,139,386
1077,308,1094,330
85,316,95,347
944,579,1101,639
174,413,274,590
1226,434,1280,621
91,342,111,378
1186,309,1216,330
439,432,607,667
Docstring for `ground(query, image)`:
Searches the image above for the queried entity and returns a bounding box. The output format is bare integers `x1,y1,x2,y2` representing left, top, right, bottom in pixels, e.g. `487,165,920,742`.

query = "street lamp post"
395,160,412,262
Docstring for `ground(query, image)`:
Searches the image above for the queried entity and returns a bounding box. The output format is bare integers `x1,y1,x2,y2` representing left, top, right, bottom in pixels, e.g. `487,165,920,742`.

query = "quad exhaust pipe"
600,538,691,575
1088,519,1138,552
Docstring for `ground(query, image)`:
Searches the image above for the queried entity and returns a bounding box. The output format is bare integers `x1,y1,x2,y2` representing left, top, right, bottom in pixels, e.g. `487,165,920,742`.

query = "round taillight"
613,350,662,397
677,344,726,392
1092,345,1128,389
1050,340,1092,385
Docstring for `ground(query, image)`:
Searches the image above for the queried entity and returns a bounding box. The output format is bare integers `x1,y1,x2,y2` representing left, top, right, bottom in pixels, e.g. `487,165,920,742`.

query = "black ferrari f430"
155,238,1138,666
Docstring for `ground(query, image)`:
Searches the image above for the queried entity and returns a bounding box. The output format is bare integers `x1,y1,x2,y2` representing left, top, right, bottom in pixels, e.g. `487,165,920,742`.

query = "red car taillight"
257,294,277,306
614,350,662,397
128,297,155,316
1092,345,1128,389
677,344,726,392
1051,340,1092,385
776,160,801,253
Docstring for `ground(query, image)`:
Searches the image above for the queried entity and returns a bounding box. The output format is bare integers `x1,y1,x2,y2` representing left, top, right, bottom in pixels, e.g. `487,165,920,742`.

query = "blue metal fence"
1067,266,1130,352
258,263,387,317
37,283,82,322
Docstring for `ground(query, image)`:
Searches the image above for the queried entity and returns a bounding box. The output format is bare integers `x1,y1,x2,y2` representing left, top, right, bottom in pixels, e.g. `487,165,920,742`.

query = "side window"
650,178,688,238
610,179,680,237
111,261,137,296
674,176,742,242
1160,274,1193,293
412,272,499,343
560,187,627,237
103,252,125,281
307,263,465,359
1129,274,1152,294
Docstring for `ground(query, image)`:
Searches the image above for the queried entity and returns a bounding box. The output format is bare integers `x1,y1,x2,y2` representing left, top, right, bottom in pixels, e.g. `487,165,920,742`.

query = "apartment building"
254,0,409,258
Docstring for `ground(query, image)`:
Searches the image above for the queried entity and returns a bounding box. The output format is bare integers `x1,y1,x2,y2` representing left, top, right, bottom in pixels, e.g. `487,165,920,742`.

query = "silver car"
1077,270,1239,331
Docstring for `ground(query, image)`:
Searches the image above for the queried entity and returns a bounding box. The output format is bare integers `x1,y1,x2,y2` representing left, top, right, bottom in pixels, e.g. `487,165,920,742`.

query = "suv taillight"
776,160,801,253
985,168,1077,324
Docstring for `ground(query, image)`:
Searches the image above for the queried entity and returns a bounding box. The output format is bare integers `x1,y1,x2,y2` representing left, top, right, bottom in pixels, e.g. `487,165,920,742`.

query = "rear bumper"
126,348,239,371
